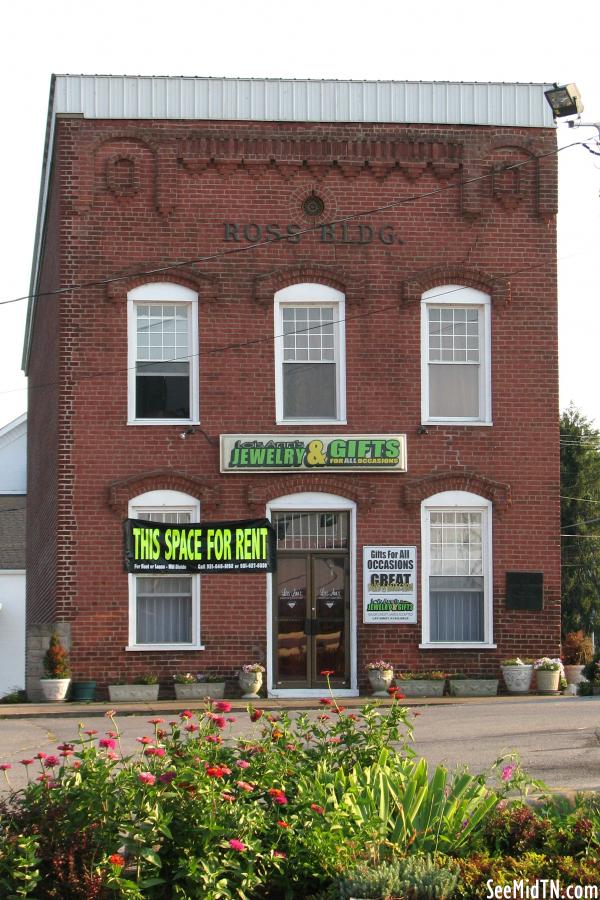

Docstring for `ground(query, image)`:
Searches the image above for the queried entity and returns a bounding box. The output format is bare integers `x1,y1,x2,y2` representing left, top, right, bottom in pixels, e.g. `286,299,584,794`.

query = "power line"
561,496,600,503
0,138,586,310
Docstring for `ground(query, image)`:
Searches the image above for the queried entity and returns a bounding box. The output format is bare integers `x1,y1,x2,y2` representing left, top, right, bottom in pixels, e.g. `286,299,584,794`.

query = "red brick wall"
26,117,560,691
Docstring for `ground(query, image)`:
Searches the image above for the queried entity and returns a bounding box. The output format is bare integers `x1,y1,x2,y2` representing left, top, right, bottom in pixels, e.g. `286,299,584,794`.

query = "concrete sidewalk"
0,692,578,719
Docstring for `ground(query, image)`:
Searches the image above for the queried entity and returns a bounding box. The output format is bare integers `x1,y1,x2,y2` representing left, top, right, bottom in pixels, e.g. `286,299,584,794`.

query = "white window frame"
274,283,346,425
420,490,495,649
126,489,203,651
420,285,492,425
127,283,199,425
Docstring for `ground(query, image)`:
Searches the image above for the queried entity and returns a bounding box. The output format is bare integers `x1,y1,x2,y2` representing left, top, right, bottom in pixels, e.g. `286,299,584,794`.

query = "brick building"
24,75,560,699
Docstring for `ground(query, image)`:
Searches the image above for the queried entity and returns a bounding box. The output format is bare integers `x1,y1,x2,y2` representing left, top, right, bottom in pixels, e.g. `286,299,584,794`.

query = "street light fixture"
544,83,583,119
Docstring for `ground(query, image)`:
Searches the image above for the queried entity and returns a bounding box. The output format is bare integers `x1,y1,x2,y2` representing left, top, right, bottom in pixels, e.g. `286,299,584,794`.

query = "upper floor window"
274,284,346,424
421,286,491,424
127,283,199,425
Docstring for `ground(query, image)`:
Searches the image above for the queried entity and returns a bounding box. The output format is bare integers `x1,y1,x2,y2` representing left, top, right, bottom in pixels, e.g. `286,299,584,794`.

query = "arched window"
420,491,494,648
127,283,199,424
274,284,346,423
127,490,202,650
421,285,491,424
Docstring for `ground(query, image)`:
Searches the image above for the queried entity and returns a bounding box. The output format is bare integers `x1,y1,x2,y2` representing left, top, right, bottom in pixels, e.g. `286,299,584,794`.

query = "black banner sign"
124,517,277,574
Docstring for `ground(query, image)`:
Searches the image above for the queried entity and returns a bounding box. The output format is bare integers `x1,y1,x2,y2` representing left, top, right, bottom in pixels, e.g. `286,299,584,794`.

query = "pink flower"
99,738,117,750
35,752,48,760
310,803,325,815
83,729,98,736
137,736,152,745
138,772,156,785
148,718,165,725
327,737,341,744
179,710,193,719
106,752,118,761
57,743,74,751
221,792,236,802
145,747,166,757
43,756,59,768
274,850,286,858
501,764,517,782
213,716,226,730
228,839,246,852
215,701,232,713
237,781,254,792
236,759,250,769
20,759,34,766
206,734,221,743
227,717,237,723
158,771,176,784
0,763,12,771
185,724,199,733
273,794,288,805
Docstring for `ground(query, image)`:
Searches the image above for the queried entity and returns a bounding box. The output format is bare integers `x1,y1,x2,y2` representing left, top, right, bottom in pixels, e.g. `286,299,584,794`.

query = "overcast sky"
1,0,598,430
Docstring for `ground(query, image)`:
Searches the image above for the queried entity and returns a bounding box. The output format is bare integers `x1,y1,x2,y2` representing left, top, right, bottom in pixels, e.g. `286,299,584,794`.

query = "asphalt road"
1,695,599,795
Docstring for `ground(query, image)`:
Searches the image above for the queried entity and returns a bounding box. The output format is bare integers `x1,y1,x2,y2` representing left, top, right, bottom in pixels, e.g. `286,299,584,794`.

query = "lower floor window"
136,576,193,644
422,494,492,646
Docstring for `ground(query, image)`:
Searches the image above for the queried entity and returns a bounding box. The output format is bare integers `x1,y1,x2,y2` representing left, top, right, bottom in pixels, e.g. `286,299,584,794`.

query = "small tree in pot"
40,633,71,702
562,631,593,688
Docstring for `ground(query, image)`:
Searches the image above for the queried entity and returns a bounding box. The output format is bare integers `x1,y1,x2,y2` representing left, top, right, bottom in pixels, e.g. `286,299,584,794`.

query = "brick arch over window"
105,267,219,304
401,265,510,306
246,475,376,514
108,470,221,518
253,263,364,305
402,469,511,512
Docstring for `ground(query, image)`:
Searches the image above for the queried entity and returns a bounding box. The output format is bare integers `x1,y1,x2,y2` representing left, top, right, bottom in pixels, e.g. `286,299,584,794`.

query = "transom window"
275,284,346,423
274,511,348,550
421,286,491,424
128,283,199,425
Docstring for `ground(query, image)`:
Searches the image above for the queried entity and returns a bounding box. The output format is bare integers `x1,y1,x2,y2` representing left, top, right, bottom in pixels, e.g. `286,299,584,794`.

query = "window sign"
124,517,277,574
363,546,417,624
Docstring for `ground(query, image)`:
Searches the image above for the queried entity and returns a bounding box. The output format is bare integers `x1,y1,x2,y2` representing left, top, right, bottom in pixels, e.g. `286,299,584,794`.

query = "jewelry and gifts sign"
220,435,407,473
124,518,277,574
363,546,417,624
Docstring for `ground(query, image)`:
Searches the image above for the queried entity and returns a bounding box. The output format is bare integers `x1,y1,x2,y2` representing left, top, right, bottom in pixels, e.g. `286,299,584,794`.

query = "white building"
0,413,26,696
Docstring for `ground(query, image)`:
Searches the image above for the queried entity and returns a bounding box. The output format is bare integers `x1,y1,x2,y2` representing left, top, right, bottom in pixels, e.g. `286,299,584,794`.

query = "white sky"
1,0,598,430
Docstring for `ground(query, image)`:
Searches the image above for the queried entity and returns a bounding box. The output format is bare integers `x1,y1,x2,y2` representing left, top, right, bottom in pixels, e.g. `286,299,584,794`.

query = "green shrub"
42,633,70,678
398,853,459,899
334,860,402,899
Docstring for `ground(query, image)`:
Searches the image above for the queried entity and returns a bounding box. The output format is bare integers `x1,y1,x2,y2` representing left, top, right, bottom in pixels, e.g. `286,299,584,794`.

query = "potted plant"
447,673,499,697
562,631,593,688
533,657,563,694
239,663,265,699
500,657,533,694
40,632,71,702
108,673,159,702
395,671,447,698
582,655,600,696
173,672,226,700
69,679,97,702
365,660,394,697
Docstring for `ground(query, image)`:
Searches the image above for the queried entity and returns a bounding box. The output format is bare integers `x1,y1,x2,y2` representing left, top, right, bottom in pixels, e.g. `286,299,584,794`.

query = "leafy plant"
398,853,459,899
42,633,70,678
134,673,158,685
172,672,195,684
562,630,594,665
334,860,402,899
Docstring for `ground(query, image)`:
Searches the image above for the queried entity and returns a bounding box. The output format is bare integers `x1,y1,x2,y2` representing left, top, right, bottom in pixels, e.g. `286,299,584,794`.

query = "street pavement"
0,695,599,794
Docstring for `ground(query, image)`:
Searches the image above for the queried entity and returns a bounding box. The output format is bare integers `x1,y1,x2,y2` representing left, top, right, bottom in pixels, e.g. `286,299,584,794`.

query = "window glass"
428,306,480,418
428,510,484,642
135,305,190,419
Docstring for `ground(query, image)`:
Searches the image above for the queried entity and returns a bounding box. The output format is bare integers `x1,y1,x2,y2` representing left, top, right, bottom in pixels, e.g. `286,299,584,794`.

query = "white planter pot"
396,679,445,698
563,664,586,686
40,678,71,702
501,665,533,694
175,682,225,700
367,669,394,697
448,679,499,697
239,672,262,699
108,684,159,702
535,669,560,694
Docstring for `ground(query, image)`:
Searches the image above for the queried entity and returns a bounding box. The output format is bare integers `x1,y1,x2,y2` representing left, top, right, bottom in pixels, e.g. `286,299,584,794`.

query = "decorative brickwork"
401,469,511,512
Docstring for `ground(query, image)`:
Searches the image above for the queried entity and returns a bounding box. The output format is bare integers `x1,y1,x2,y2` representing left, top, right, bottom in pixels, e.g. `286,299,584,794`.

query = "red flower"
148,718,165,725
205,766,226,778
145,747,166,757
43,756,59,768
213,716,226,730
108,853,125,867
0,763,12,771
277,820,289,828
35,752,48,760
310,803,325,815
137,736,152,745
206,734,221,744
250,708,263,722
185,723,199,733
320,669,335,676
83,729,98,736
138,772,156,785
99,738,117,750
319,697,333,706
158,771,176,784
57,743,74,751
20,759,34,766
179,709,193,719
215,701,232,713
274,850,286,858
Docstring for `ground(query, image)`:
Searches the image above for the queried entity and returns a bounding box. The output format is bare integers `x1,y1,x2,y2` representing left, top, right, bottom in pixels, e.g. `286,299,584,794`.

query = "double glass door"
273,512,349,689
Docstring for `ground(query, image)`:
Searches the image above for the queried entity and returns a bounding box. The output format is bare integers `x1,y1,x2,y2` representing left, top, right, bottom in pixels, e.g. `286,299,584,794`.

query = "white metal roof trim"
53,76,555,127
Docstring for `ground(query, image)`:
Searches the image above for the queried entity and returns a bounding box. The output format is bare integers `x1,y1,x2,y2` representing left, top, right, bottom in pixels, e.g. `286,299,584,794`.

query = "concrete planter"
563,664,586,686
174,682,225,700
108,684,159,702
535,669,561,694
40,678,71,702
448,678,499,697
501,665,533,694
367,669,394,697
396,679,445,698
239,672,262,699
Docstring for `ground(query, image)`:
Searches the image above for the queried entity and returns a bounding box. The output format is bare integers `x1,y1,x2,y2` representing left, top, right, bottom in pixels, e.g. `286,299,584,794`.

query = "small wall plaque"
505,572,543,611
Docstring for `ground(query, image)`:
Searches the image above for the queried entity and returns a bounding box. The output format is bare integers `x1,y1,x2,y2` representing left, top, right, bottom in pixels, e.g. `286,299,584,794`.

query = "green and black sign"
220,434,407,473
124,517,277,574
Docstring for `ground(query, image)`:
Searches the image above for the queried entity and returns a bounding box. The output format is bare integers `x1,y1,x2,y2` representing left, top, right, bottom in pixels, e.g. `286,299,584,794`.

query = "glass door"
273,511,350,689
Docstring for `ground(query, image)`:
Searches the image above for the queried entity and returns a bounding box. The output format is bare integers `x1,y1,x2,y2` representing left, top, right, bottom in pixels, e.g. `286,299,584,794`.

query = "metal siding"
52,75,554,126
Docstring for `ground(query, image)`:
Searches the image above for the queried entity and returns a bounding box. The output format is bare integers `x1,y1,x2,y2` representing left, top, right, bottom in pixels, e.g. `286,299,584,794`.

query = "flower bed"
0,697,599,898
